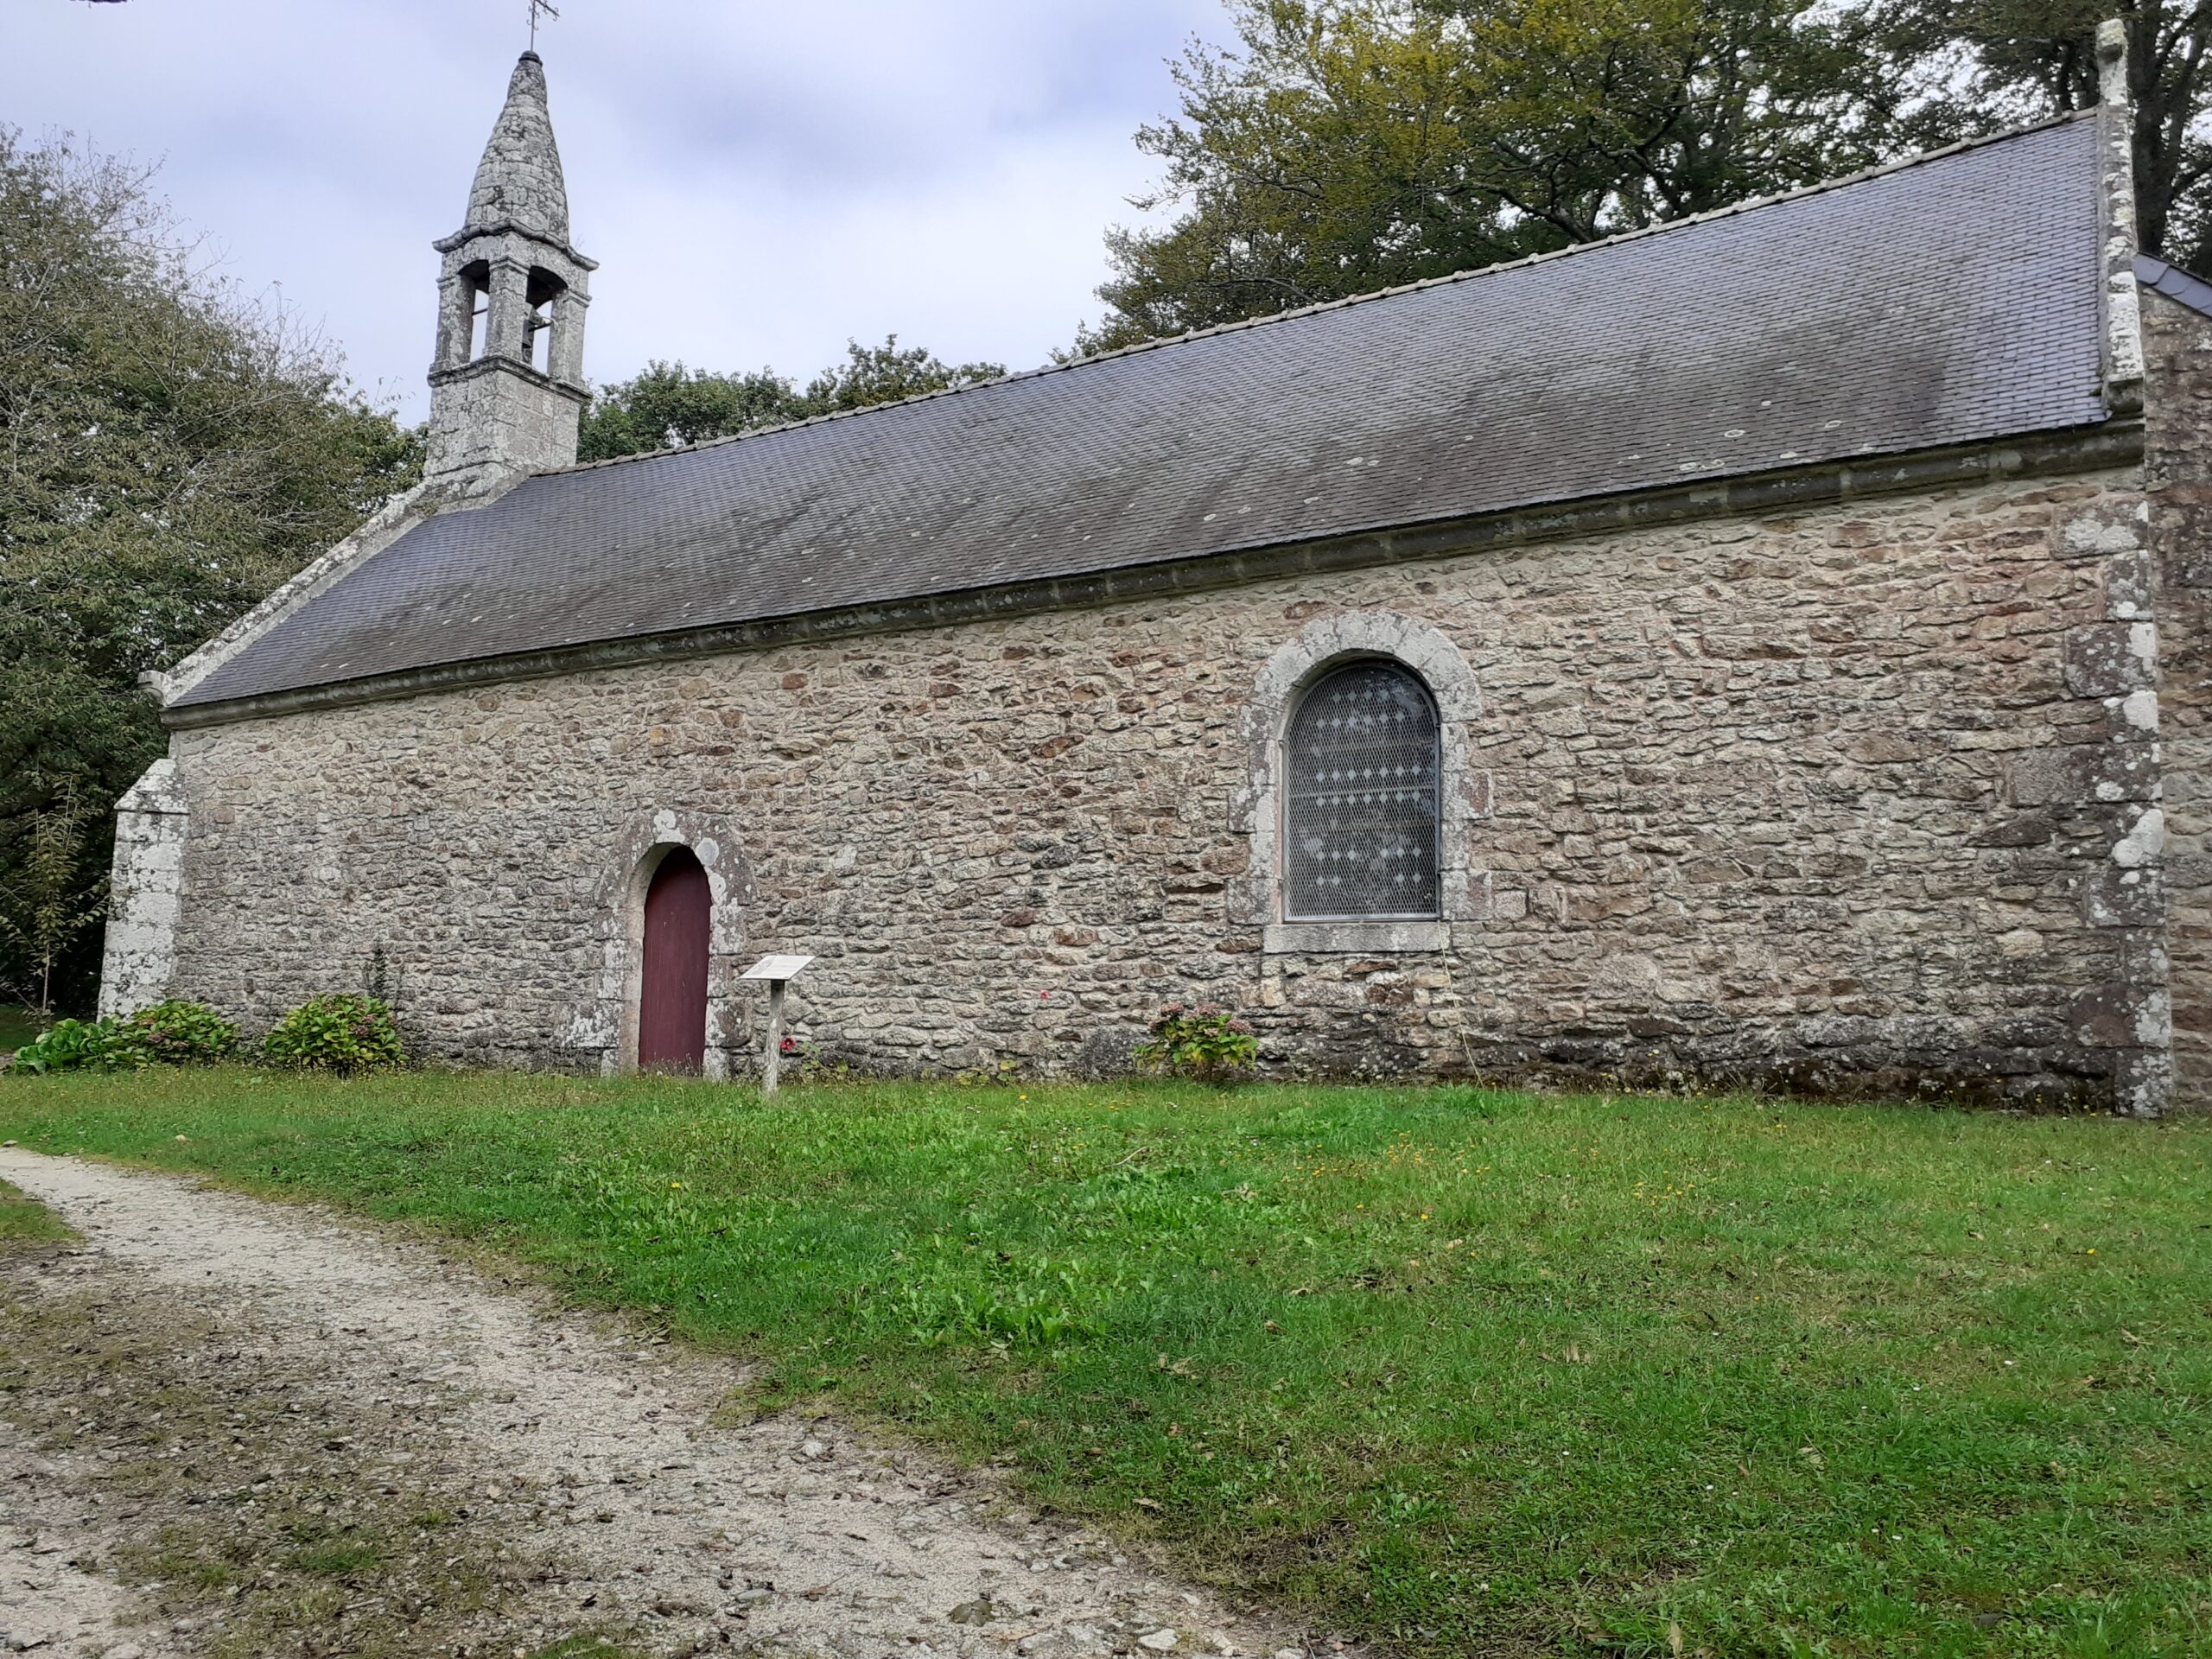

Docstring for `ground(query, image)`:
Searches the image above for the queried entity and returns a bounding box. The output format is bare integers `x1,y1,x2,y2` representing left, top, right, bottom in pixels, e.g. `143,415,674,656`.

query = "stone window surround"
597,809,752,1078
1236,612,1485,954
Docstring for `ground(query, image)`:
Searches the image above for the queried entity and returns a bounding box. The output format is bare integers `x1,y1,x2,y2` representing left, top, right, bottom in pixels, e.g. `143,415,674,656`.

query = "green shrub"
7,1017,116,1074
1133,1001,1257,1083
106,1000,239,1067
262,995,404,1074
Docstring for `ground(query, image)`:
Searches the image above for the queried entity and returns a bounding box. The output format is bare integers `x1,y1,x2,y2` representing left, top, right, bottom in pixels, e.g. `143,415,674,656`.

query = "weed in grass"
4,1068,2209,1656
526,1637,645,1659
289,1538,386,1578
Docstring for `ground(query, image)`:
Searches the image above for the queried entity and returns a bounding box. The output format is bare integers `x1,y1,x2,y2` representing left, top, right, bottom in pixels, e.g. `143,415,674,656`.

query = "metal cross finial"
528,0,560,50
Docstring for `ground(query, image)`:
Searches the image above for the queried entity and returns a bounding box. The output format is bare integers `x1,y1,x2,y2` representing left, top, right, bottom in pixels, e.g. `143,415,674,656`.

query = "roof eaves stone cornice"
162,417,2140,730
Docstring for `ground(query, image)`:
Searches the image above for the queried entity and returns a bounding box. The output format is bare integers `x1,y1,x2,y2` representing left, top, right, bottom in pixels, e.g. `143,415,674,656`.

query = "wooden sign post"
741,954,815,1096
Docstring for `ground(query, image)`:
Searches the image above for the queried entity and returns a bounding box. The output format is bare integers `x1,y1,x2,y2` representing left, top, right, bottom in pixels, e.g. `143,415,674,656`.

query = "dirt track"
0,1149,1300,1659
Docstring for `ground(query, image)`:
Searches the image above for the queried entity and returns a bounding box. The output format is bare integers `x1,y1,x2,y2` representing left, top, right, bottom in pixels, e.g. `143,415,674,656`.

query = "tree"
797,335,1005,415
1082,0,1911,350
0,778,105,1016
578,336,1006,462
1866,0,2212,270
0,129,421,1014
576,360,806,461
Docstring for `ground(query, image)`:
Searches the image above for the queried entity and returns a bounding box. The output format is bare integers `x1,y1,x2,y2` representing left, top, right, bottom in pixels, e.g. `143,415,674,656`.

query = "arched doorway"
639,847,711,1072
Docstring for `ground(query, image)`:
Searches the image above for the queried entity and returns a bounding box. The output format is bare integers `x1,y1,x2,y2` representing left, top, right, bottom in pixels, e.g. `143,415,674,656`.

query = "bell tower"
424,51,595,488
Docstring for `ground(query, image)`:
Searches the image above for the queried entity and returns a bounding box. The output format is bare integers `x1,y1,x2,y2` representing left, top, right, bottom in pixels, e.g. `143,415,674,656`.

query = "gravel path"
0,1149,1300,1659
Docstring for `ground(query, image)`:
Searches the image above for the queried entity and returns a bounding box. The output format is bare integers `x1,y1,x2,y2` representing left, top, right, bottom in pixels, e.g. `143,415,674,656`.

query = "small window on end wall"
1284,661,1441,920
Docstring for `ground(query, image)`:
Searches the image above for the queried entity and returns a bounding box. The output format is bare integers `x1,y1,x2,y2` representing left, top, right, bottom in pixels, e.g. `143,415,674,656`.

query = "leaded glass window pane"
1284,662,1441,920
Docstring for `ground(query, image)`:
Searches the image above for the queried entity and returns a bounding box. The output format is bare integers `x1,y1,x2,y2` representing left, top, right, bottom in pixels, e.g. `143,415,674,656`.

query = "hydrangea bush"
262,995,404,1074
106,1000,240,1067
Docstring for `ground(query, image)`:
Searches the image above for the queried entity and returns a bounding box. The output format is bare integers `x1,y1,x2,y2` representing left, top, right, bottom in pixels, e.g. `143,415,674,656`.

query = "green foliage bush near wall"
6,995,409,1077
260,995,404,1074
6,1000,243,1073
106,999,239,1067
7,1017,114,1074
1134,1002,1257,1082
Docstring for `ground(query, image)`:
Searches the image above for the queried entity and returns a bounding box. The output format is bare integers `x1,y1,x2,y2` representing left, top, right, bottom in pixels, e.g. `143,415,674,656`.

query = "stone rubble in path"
0,1422,185,1659
0,1150,1304,1659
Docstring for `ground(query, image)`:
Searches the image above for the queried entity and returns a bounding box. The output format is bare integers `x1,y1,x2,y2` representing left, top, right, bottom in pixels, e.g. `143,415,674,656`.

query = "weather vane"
528,0,559,50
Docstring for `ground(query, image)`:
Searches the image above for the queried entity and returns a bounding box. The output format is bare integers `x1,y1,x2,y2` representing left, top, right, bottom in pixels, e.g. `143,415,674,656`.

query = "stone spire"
466,52,573,246
423,51,597,491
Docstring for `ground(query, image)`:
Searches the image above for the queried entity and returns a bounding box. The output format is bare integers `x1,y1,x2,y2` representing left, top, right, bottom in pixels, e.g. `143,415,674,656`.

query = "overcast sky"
7,0,1229,420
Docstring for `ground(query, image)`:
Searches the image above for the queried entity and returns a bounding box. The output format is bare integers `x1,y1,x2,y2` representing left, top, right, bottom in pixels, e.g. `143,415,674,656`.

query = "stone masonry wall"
2145,287,2212,1109
423,357,586,486
158,461,2172,1109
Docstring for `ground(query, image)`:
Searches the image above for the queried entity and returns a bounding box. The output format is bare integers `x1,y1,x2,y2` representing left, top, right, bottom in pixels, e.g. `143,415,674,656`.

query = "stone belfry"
424,51,595,487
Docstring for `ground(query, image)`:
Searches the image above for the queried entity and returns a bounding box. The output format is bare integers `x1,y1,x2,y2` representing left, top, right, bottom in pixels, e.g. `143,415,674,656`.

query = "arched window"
1284,662,1441,920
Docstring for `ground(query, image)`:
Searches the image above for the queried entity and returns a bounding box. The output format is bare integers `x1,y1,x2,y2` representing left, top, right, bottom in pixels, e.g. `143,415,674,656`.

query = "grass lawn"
1,1070,2205,1657
0,1004,44,1054
0,1175,73,1249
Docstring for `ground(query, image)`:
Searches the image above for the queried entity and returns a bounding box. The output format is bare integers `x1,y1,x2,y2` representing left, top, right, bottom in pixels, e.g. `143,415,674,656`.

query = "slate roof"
178,113,2113,711
2138,252,2212,316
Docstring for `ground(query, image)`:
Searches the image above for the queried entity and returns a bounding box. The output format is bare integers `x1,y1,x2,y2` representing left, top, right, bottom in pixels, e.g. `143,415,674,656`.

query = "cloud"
8,0,1224,418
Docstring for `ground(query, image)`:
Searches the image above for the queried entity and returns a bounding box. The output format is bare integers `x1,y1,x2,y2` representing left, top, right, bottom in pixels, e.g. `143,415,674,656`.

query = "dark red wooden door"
639,848,711,1072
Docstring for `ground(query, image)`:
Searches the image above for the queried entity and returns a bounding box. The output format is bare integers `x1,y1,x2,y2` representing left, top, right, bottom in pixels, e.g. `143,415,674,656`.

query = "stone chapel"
97,32,2212,1112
